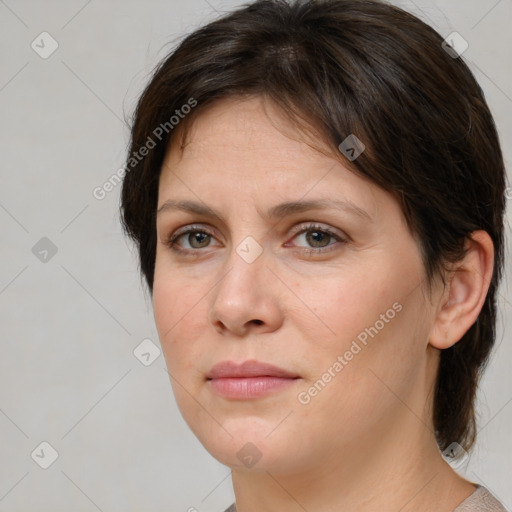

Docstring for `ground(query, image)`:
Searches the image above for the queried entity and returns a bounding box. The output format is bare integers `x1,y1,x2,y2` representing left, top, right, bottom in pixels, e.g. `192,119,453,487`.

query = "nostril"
252,319,263,325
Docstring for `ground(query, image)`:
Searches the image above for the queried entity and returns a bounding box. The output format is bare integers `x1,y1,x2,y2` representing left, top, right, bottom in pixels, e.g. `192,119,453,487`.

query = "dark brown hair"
120,0,506,455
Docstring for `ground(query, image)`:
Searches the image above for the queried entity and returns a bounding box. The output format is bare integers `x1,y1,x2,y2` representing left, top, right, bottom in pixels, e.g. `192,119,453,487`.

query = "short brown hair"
120,0,506,455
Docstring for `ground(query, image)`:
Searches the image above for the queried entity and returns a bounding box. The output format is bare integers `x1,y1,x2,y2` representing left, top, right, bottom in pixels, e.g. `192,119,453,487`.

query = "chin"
193,420,306,474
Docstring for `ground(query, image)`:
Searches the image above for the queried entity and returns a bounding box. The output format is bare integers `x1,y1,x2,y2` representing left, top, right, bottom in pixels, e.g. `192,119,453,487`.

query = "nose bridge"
217,234,267,299
212,198,267,287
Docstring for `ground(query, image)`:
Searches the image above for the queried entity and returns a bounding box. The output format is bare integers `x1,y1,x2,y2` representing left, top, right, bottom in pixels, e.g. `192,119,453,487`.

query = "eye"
165,225,219,253
286,223,347,253
164,222,348,256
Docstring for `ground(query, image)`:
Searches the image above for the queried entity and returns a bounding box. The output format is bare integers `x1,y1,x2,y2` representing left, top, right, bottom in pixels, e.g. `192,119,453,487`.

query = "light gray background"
0,0,511,511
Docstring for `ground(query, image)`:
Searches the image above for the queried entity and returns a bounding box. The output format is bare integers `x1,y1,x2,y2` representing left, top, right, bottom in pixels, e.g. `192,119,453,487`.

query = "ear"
429,230,495,350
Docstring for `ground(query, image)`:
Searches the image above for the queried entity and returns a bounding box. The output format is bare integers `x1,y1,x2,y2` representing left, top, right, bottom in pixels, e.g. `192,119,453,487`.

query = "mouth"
206,359,301,399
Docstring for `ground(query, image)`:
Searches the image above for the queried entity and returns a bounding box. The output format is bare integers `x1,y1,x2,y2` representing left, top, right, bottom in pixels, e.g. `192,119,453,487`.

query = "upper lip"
206,359,300,379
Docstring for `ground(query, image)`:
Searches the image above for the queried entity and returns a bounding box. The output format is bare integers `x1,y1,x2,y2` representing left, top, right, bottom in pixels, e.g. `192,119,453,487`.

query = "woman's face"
153,96,442,475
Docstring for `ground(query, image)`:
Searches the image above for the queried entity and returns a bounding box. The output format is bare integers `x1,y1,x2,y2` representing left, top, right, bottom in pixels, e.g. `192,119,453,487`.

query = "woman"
120,0,508,510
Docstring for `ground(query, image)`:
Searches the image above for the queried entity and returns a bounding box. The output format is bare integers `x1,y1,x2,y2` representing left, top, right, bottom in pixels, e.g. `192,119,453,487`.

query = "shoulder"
453,485,509,512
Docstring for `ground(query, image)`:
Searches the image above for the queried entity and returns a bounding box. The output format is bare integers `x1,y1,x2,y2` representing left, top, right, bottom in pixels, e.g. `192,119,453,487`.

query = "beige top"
223,485,508,512
453,485,508,512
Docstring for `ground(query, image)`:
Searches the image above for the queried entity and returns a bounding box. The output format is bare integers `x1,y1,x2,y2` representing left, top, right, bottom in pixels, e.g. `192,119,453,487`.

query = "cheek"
296,261,425,385
152,268,207,371
296,268,393,349
309,271,428,400
295,282,426,436
153,250,205,330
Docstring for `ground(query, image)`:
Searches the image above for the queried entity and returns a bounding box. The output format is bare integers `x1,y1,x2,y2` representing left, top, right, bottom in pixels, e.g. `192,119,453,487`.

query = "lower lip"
208,376,299,399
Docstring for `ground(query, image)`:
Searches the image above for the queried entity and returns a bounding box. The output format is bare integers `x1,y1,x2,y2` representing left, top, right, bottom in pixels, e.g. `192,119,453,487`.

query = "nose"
209,241,283,337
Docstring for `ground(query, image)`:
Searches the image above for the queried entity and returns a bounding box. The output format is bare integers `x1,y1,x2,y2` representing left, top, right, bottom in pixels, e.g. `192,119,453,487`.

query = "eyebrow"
157,198,372,223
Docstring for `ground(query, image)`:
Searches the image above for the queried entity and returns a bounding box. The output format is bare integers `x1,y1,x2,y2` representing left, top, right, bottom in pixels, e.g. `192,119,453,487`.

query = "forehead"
157,96,390,224
161,96,357,187
166,95,327,163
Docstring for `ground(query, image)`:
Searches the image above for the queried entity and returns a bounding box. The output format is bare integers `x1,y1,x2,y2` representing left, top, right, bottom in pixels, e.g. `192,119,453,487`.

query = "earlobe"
429,230,494,350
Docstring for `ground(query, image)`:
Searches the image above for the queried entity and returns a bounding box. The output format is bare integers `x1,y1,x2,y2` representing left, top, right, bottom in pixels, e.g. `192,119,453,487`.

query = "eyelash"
165,223,348,256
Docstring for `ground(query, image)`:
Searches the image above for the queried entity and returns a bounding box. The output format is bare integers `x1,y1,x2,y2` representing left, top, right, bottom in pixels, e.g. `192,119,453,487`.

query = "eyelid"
287,222,346,240
170,223,218,239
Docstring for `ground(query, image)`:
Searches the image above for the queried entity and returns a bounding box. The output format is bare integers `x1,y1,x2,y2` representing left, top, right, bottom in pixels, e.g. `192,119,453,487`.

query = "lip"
206,359,299,379
206,360,300,399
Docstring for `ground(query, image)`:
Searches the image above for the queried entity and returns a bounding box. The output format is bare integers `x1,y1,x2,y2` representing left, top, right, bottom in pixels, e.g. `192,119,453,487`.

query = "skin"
153,96,494,512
